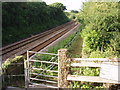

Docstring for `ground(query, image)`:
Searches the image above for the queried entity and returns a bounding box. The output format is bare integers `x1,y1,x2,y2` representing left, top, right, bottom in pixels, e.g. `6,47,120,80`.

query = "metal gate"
24,50,58,89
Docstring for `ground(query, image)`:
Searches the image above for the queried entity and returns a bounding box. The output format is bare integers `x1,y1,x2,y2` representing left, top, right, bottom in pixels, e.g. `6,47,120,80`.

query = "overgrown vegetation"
2,2,69,46
48,33,78,54
70,67,103,89
67,1,120,89
64,1,120,89
77,1,120,58
2,56,24,70
2,56,25,88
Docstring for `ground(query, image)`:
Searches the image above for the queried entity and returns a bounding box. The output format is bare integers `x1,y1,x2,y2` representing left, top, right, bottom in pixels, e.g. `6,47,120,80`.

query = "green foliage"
49,2,66,11
69,2,119,88
89,50,119,58
2,56,24,71
78,2,119,57
70,81,104,89
47,33,76,53
71,67,100,76
2,56,25,88
2,2,69,46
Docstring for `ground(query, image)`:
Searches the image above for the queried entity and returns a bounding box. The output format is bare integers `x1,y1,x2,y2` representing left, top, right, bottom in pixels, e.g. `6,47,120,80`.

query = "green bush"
2,56,25,88
78,2,119,58
2,56,24,71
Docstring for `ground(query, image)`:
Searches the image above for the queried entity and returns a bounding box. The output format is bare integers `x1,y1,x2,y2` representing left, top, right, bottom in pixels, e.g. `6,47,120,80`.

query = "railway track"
1,20,79,62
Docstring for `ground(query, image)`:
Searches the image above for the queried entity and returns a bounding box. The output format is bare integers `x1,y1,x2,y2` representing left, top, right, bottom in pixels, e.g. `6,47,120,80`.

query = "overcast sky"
43,0,86,11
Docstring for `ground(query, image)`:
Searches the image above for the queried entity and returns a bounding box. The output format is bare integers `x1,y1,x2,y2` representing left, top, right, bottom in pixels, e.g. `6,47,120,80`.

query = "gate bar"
31,73,58,78
29,59,58,64
28,51,58,56
32,67,58,73
30,78,57,84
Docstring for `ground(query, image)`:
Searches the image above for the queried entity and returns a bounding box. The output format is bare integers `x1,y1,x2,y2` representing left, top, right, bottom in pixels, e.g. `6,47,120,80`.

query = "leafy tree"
49,2,67,11
78,2,119,57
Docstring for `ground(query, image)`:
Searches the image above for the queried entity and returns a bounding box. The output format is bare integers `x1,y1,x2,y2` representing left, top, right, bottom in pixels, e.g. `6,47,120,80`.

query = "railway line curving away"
1,20,80,62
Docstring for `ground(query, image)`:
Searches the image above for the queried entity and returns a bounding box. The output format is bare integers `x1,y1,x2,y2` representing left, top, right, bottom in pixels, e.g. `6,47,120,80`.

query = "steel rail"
1,21,75,55
2,21,78,62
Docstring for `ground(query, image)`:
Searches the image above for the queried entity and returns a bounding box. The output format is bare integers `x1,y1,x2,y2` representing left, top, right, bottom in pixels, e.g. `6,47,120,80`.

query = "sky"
43,0,86,11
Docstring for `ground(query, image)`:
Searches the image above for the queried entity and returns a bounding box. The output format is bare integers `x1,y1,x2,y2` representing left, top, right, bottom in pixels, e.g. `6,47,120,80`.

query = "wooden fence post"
58,49,70,88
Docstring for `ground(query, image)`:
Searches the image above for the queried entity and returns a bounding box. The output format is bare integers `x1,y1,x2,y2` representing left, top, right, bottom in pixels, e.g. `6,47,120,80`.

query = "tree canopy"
49,2,66,11
2,2,69,46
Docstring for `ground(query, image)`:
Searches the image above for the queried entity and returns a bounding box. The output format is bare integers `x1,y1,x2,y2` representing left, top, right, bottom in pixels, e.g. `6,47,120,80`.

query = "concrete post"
58,49,70,88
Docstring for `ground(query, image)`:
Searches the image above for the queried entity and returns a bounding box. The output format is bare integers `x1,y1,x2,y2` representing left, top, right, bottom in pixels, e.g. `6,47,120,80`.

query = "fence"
58,49,120,88
24,50,58,88
25,49,120,89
